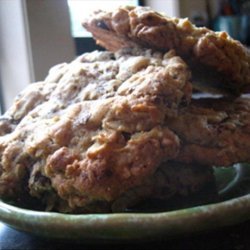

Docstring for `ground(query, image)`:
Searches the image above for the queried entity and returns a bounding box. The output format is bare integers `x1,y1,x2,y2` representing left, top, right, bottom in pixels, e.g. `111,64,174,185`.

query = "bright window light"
67,0,139,37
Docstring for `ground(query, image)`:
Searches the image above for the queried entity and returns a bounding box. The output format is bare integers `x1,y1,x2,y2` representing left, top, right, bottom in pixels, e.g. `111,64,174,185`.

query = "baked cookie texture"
1,6,249,214
111,161,216,212
166,97,250,166
0,48,192,212
83,6,250,95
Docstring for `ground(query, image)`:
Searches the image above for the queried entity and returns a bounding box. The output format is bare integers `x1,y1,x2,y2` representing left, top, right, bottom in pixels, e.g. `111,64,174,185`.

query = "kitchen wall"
26,0,75,82
0,0,33,109
0,0,75,110
145,0,180,16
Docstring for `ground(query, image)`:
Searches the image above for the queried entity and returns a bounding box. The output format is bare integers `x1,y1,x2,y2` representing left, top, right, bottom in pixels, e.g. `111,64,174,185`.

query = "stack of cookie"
0,6,249,213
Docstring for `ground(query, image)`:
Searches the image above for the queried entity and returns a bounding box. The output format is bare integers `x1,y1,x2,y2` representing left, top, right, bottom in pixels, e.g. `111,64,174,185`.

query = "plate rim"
0,194,250,241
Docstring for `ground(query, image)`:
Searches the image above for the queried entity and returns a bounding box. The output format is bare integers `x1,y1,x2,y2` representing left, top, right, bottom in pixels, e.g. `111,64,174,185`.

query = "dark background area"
74,37,105,55
0,219,250,250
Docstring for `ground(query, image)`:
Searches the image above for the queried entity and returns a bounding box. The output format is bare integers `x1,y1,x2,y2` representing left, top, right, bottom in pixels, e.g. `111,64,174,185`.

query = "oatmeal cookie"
83,6,250,95
0,48,191,212
166,97,250,166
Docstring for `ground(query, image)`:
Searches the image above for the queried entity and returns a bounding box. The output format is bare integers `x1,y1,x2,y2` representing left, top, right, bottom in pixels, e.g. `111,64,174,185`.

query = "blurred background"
0,0,249,111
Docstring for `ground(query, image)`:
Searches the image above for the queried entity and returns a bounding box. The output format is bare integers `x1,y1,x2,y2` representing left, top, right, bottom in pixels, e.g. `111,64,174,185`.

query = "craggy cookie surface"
83,6,250,95
0,48,191,212
166,97,250,166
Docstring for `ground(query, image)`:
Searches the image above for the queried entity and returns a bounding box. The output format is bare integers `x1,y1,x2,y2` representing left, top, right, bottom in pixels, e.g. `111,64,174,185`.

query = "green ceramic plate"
0,163,250,241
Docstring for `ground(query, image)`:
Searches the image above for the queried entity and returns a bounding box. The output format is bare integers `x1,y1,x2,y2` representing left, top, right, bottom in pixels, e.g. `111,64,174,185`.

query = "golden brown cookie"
166,97,250,166
83,6,250,95
0,48,191,212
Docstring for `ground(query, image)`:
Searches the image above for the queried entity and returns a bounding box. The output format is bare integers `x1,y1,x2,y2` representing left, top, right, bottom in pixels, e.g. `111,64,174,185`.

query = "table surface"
0,219,249,250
